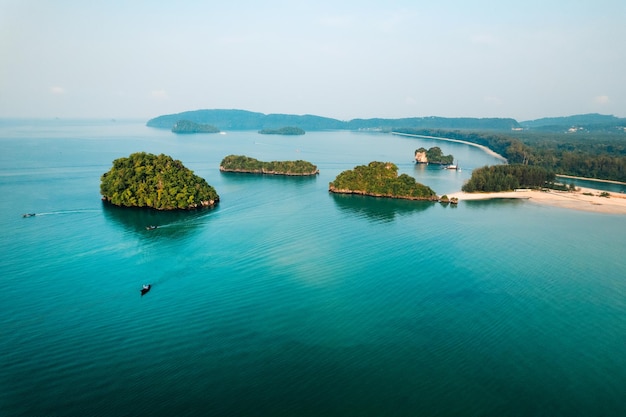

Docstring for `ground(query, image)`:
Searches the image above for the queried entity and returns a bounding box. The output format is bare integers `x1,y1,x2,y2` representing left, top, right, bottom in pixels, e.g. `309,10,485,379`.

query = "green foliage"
172,120,220,134
329,161,438,200
462,164,555,192
414,146,454,164
100,152,219,210
258,126,305,135
219,155,318,175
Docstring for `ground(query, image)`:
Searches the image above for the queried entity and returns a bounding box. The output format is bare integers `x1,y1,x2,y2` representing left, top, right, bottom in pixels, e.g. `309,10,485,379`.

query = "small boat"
23,213,36,218
146,225,158,230
141,284,151,296
443,161,460,171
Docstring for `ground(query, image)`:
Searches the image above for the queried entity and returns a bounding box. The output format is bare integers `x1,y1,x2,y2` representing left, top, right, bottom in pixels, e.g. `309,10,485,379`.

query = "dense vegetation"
461,165,556,192
329,161,438,200
101,152,219,210
396,128,626,182
258,126,305,135
219,155,319,175
172,120,220,134
414,146,454,164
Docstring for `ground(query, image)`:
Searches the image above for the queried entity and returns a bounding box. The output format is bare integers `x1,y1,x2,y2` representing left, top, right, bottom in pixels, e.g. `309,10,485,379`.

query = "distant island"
329,161,438,201
100,152,219,210
172,119,220,134
220,155,319,176
258,126,305,135
414,146,454,165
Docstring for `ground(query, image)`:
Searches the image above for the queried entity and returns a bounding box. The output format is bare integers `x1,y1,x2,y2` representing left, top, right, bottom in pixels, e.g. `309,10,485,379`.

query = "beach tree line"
100,152,219,210
461,164,556,192
329,161,438,200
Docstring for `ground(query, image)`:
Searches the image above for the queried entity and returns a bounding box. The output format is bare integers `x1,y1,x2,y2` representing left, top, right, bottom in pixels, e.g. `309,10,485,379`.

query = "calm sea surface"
1,119,625,417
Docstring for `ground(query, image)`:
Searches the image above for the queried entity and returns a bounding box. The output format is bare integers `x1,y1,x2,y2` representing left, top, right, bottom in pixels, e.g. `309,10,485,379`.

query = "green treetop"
100,152,219,210
329,161,438,200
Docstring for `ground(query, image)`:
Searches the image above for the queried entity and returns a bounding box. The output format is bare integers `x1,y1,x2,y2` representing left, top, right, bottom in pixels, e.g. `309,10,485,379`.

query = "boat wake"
23,209,100,217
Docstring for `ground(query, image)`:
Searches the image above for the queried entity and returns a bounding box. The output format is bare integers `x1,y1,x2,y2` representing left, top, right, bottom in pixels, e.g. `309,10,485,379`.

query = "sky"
1,0,625,121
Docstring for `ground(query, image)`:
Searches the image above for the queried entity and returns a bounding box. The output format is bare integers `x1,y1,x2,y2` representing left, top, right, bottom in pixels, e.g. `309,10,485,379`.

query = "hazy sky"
1,0,625,121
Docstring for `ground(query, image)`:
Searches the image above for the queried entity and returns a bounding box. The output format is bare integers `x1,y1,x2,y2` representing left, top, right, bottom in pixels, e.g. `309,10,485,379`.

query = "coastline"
556,174,626,186
392,132,508,162
391,131,626,214
447,187,626,214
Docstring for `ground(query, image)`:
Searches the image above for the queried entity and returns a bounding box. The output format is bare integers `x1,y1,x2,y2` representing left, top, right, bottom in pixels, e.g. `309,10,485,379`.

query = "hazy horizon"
1,1,625,121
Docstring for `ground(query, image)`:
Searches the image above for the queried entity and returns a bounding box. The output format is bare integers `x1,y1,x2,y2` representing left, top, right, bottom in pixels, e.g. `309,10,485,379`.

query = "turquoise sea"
1,119,625,417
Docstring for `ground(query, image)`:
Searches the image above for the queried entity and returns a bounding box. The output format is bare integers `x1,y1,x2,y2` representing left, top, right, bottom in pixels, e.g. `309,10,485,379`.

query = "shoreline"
447,187,626,214
392,131,626,214
391,132,508,162
556,174,626,186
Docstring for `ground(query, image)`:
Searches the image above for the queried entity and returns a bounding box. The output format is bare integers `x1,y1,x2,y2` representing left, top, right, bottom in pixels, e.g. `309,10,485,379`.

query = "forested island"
258,126,305,135
462,165,556,192
219,155,319,176
414,147,454,165
100,152,219,210
172,120,220,134
329,162,438,201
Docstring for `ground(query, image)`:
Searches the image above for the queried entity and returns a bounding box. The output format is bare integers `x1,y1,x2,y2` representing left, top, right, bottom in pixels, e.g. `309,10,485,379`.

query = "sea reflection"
102,201,216,237
461,198,526,210
331,193,434,222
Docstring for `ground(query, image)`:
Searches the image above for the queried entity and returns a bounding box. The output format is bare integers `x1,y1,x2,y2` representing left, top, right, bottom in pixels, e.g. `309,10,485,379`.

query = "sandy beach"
392,131,626,214
448,187,626,214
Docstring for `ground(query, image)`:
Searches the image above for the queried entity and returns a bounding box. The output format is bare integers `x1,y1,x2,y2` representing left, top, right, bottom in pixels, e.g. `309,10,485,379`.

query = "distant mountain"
520,113,626,132
147,109,345,130
146,109,519,131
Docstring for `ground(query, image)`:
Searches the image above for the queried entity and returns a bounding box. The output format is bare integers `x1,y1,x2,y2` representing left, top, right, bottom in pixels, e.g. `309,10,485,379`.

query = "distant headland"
147,109,626,133
147,109,519,131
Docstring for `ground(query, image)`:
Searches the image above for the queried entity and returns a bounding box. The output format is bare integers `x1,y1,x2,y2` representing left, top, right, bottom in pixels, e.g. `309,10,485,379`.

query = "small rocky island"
100,152,219,210
329,161,439,201
258,126,305,135
414,147,454,165
172,120,220,134
219,155,319,176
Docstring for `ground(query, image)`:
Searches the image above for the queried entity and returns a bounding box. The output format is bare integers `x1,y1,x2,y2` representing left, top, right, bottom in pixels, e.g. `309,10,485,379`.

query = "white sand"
447,187,626,214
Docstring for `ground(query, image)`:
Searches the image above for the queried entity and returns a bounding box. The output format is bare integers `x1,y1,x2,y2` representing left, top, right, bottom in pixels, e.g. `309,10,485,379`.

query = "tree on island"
329,161,438,200
100,152,219,210
172,120,220,134
461,164,555,192
258,126,305,135
414,147,454,165
219,155,319,175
